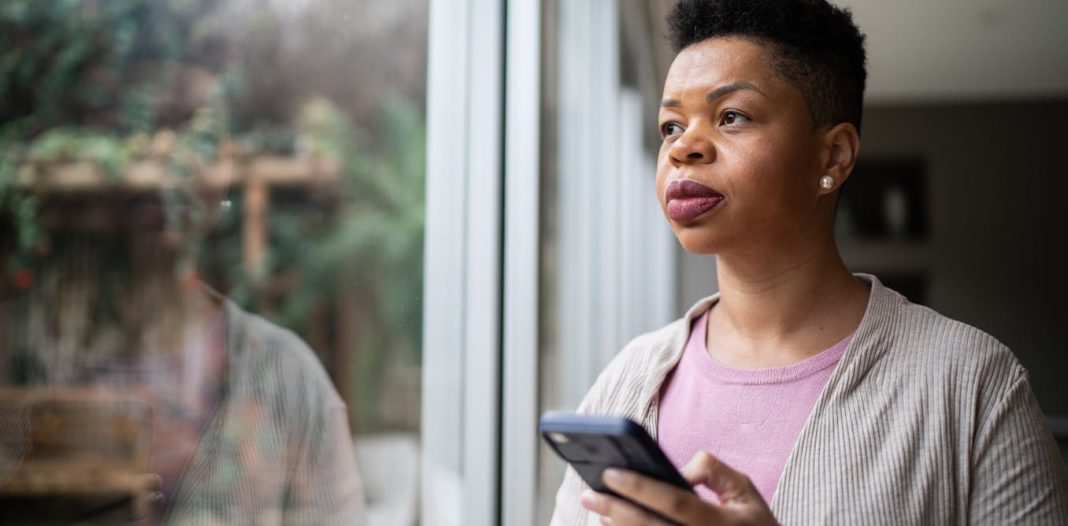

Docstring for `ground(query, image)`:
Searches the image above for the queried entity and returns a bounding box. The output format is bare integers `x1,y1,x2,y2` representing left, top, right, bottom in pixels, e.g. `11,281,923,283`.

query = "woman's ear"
819,122,861,193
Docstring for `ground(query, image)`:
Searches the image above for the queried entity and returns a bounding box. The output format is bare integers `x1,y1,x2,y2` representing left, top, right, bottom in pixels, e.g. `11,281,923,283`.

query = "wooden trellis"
13,153,342,277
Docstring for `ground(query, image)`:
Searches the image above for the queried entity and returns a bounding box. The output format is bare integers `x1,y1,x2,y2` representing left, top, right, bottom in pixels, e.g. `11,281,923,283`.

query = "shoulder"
864,282,1024,403
885,291,1018,371
223,300,345,410
618,318,687,366
578,317,687,416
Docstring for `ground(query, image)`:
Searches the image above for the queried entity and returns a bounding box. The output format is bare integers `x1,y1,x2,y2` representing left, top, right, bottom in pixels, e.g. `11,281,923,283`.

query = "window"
1,1,426,523
1,1,679,524
530,1,676,523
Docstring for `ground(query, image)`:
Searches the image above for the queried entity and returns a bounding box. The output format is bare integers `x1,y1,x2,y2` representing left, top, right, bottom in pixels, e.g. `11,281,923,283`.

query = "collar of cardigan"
635,273,899,433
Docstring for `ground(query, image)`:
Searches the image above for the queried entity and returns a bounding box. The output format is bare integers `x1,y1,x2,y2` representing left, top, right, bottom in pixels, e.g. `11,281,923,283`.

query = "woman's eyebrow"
660,81,766,108
706,82,765,102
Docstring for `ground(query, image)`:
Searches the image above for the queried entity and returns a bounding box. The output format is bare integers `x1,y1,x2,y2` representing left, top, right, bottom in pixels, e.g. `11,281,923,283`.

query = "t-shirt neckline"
687,310,853,385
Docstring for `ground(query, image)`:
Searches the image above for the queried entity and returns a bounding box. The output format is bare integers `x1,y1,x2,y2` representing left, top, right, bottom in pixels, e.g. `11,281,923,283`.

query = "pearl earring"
819,175,835,190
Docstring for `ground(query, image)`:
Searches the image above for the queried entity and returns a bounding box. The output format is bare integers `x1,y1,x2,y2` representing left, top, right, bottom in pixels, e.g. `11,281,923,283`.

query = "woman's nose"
668,129,715,165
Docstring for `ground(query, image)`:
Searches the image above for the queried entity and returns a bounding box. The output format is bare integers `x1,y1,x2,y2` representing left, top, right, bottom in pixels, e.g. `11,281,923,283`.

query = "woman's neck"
706,243,869,368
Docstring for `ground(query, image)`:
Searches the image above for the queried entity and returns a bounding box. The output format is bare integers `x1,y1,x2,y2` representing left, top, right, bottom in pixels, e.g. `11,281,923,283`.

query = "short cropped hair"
667,0,867,132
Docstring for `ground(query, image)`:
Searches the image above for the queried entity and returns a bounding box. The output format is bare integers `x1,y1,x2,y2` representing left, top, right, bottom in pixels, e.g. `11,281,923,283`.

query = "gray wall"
676,100,1068,416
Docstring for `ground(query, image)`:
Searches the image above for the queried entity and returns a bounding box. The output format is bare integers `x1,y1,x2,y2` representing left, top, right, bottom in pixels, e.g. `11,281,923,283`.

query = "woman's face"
656,37,831,256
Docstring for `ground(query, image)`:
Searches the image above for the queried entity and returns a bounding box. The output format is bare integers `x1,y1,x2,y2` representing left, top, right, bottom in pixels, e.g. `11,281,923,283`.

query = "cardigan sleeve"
548,374,605,526
280,360,369,526
547,319,688,526
548,339,656,526
969,368,1068,523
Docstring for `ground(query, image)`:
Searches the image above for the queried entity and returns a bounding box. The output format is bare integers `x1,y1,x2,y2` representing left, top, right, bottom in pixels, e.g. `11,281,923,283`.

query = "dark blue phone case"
539,411,694,522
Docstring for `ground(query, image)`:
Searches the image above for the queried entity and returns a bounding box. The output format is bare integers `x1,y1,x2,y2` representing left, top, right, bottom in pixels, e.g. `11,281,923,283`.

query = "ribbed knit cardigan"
550,275,1068,525
165,300,368,524
1,296,367,524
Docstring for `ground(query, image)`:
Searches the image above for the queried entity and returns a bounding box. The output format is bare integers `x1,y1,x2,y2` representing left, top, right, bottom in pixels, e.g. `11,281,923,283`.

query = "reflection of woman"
552,0,1068,524
0,183,367,523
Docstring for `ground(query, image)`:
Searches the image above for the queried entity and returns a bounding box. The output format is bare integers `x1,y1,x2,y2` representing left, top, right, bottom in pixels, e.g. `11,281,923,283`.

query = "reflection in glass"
1,0,426,523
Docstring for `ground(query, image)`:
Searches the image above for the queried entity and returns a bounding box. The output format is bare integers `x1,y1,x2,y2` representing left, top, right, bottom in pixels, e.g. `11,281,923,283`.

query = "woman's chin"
674,229,722,255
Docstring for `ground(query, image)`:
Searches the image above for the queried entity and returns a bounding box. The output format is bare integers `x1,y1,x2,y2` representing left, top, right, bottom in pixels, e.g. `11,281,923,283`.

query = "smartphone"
540,411,693,521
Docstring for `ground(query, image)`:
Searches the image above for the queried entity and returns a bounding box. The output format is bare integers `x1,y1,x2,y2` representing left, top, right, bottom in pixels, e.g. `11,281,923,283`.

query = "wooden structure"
0,388,155,521
12,152,342,278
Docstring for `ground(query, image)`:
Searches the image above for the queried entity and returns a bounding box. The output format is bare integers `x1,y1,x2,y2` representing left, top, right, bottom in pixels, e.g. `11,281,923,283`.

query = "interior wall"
860,100,1068,416
675,99,1068,416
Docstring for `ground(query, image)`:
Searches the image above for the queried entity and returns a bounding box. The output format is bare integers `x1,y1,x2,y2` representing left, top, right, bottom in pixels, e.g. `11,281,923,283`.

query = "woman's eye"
660,122,683,137
722,111,749,125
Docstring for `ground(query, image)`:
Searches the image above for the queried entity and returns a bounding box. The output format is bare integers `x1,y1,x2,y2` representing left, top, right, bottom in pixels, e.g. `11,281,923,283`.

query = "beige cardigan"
551,275,1068,525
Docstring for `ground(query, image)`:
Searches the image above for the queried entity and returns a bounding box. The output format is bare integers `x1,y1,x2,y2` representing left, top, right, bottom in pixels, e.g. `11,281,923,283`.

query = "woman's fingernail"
603,468,628,487
581,489,600,508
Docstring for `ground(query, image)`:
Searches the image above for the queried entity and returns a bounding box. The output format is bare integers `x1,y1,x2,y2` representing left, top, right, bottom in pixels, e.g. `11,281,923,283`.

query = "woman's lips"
665,179,724,222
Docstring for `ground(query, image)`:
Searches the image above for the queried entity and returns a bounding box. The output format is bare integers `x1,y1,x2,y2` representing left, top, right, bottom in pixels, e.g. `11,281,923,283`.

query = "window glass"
0,1,426,523
535,1,673,522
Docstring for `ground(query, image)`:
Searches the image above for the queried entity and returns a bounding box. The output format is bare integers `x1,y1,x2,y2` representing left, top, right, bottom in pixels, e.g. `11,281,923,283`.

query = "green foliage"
25,128,129,177
0,0,218,136
199,97,426,431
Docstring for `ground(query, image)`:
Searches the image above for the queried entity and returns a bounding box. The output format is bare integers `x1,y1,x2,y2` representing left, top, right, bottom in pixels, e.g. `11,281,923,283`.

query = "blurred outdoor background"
1,0,426,523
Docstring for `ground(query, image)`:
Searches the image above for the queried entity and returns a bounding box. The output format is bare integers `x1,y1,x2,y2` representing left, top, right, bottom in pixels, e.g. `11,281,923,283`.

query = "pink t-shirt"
657,310,852,504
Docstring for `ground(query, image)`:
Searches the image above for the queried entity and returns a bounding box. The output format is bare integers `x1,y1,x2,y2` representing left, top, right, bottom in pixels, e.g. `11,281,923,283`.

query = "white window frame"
550,0,676,418
422,1,672,524
501,0,542,524
421,0,504,523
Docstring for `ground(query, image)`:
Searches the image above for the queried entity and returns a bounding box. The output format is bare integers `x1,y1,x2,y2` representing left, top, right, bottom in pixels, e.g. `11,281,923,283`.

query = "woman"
551,0,1068,524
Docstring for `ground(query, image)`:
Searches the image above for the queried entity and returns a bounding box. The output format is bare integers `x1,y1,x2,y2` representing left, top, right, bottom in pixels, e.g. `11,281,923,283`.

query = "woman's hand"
579,451,778,525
